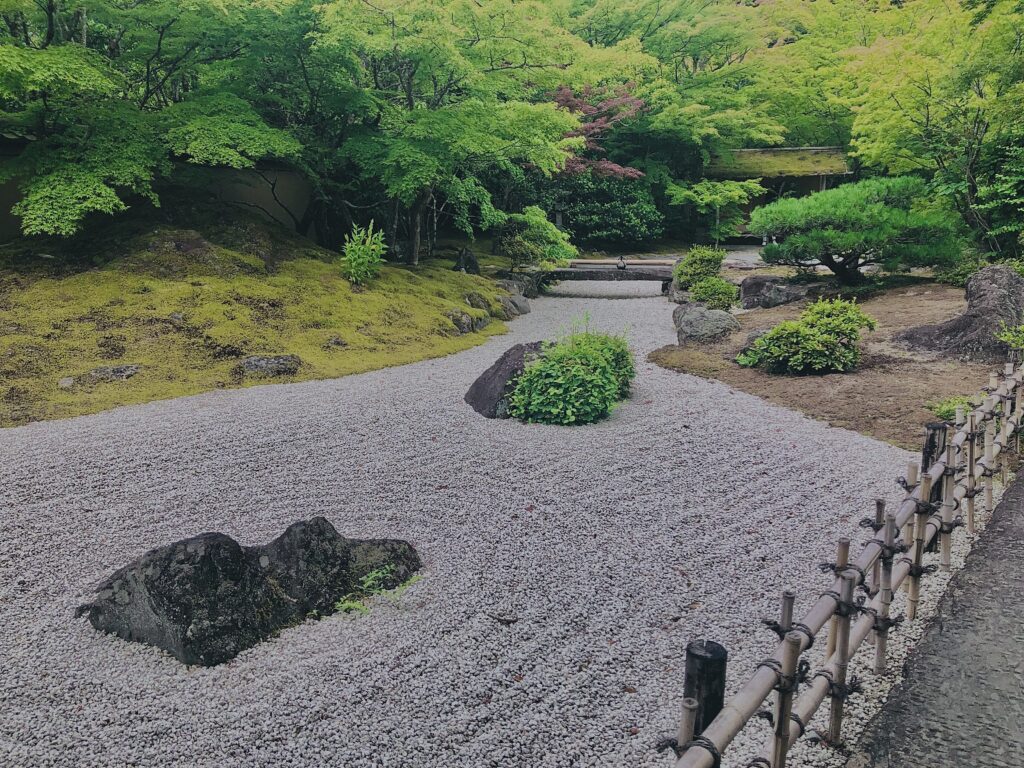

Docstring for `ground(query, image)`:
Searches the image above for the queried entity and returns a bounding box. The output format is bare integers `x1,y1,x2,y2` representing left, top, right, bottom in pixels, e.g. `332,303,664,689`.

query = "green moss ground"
0,216,508,426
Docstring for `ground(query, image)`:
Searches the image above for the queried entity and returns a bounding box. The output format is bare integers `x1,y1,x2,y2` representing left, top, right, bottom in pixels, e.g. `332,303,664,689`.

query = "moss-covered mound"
0,213,507,426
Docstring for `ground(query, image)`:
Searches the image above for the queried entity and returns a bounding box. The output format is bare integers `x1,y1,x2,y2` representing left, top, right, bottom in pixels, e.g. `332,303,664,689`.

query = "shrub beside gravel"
507,332,634,424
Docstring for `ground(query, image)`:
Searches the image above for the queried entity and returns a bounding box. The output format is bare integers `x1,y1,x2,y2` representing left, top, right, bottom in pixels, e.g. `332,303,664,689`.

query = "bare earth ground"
650,282,992,450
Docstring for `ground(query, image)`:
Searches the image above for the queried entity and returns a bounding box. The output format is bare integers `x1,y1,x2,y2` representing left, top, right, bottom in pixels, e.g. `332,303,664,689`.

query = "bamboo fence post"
901,461,918,593
985,421,995,517
827,573,856,745
773,590,796,715
870,499,885,593
940,443,955,572
676,697,699,750
683,640,728,735
770,633,801,768
966,413,978,534
873,512,897,674
907,474,932,622
825,538,850,658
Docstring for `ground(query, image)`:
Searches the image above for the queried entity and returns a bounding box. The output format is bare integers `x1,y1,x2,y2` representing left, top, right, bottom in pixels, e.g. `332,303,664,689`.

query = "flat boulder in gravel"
897,266,1024,361
673,303,740,345
237,354,301,377
76,517,420,666
739,275,815,309
465,342,544,418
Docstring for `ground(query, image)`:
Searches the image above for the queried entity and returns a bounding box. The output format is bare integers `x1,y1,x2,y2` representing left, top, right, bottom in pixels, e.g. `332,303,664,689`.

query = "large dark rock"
897,266,1024,362
673,303,740,344
465,342,544,418
453,247,480,275
739,275,816,309
76,517,420,666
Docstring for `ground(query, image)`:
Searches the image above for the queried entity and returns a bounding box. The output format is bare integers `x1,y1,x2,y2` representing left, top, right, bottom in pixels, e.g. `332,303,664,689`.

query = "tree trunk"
407,191,431,266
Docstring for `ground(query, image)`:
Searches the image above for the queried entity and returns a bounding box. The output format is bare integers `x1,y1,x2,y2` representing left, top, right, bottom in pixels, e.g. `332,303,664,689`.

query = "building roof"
705,147,851,179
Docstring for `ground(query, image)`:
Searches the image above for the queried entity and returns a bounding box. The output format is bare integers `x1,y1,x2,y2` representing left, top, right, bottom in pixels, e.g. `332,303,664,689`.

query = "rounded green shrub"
690,276,738,310
508,331,635,425
736,298,876,375
673,245,726,289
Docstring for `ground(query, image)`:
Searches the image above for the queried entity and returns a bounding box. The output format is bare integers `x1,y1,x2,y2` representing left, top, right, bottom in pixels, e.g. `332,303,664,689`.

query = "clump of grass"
927,395,975,422
333,565,423,616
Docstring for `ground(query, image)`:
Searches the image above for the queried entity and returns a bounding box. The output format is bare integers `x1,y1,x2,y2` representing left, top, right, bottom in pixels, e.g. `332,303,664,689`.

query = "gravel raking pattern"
0,282,911,767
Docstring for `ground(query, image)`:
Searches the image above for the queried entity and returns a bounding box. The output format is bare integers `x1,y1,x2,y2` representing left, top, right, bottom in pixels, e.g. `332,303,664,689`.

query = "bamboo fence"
671,361,1024,768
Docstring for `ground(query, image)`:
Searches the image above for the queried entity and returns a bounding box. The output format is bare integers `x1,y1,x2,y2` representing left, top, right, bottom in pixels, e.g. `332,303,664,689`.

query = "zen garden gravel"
4,280,957,768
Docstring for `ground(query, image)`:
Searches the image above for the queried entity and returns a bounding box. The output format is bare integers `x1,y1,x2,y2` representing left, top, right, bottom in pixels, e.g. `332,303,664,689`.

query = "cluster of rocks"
76,517,421,666
464,342,544,418
898,265,1024,362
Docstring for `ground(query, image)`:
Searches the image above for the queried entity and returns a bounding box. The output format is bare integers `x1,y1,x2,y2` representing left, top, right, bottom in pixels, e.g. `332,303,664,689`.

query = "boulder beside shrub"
465,342,544,418
673,303,740,344
76,517,420,666
897,265,1024,362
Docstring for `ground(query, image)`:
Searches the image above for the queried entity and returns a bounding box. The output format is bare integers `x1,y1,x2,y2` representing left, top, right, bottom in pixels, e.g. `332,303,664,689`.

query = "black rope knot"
791,622,816,650
754,709,774,726
756,658,798,694
819,562,867,588
821,589,869,618
680,736,722,768
746,758,771,768
899,558,939,578
914,498,939,516
896,475,917,492
879,540,910,562
939,516,965,534
859,516,884,532
790,711,807,737
761,618,787,640
815,670,862,700
873,613,905,633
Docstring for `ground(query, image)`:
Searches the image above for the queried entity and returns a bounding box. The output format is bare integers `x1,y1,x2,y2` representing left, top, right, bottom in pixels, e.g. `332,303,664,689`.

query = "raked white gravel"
1,282,913,768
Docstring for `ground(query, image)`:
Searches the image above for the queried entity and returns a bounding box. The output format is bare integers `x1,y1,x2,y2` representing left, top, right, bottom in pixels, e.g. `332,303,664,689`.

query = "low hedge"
508,331,635,425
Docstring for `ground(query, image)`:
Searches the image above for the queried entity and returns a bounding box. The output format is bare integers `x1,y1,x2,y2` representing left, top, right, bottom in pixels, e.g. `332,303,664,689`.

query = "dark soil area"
650,282,994,450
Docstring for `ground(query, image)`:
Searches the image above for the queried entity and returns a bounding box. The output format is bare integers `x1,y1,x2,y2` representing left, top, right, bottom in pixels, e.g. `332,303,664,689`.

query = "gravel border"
0,282,911,767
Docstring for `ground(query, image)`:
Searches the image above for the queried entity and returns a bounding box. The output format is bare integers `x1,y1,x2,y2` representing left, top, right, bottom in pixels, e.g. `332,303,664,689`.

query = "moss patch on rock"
0,215,506,426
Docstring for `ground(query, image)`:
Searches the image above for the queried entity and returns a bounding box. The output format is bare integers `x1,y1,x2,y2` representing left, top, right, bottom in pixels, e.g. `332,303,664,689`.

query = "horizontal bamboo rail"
673,361,1024,768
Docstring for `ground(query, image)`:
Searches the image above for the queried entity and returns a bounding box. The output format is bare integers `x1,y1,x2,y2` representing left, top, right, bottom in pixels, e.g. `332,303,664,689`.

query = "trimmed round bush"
690,276,738,310
673,245,726,289
736,298,876,374
508,332,635,425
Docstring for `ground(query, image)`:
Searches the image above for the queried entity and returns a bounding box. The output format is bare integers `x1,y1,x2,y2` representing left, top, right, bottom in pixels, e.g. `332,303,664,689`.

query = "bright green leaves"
8,104,168,236
163,94,301,168
0,45,117,105
668,179,765,245
508,330,635,425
